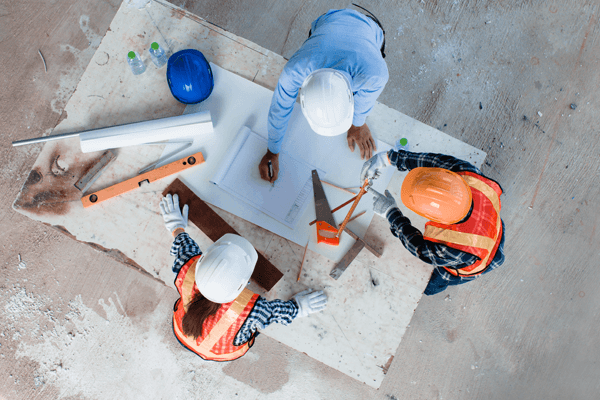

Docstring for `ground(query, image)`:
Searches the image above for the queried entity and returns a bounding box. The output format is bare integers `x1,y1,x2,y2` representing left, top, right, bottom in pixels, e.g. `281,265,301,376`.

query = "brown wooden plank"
163,178,283,291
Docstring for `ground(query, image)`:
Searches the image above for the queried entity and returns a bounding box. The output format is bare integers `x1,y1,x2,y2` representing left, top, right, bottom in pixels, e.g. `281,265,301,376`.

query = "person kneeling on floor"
159,194,327,361
360,149,506,296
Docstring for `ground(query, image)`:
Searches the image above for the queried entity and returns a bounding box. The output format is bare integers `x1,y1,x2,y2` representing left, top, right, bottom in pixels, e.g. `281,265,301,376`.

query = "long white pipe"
12,111,213,153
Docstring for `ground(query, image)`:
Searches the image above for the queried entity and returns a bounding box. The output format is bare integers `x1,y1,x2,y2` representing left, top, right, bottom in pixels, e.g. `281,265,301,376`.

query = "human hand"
293,289,328,318
347,123,377,159
159,193,189,235
368,188,398,218
258,150,279,183
360,151,391,183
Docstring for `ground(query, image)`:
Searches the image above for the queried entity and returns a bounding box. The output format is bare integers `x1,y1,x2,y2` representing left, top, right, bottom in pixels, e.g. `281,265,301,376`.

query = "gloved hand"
368,188,398,218
293,289,328,318
159,194,189,234
360,151,391,183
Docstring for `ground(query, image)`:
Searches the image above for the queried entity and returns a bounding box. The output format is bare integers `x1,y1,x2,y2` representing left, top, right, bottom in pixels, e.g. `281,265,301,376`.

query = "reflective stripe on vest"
173,290,255,361
173,256,258,361
423,172,502,277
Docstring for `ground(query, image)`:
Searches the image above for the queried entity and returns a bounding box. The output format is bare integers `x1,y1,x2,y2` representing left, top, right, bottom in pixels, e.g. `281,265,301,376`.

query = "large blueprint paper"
161,63,396,262
211,126,317,228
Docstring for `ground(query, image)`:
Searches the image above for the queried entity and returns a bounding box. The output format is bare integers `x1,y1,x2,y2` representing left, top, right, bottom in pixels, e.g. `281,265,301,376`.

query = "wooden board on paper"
163,178,284,291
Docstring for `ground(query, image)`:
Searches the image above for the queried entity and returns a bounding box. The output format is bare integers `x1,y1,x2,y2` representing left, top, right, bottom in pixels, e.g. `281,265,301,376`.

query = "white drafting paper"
160,63,486,262
211,126,319,228
160,63,397,263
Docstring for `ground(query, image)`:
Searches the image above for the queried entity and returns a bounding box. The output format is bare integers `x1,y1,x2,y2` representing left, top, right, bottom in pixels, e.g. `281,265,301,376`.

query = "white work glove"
359,151,391,183
293,289,328,318
369,188,398,218
159,194,189,234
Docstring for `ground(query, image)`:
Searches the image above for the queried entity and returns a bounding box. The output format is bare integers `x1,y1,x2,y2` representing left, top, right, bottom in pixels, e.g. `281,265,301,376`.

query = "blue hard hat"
166,49,214,104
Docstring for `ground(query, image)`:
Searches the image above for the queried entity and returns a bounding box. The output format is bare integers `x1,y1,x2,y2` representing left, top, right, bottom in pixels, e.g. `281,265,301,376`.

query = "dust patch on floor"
2,284,364,399
3,286,255,399
49,15,105,116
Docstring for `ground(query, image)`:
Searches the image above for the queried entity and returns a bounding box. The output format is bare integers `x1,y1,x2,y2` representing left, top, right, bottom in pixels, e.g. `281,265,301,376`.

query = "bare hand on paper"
259,150,279,183
347,123,377,160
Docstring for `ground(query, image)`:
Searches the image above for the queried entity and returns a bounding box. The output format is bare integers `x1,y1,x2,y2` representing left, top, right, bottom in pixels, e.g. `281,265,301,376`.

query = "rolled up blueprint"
79,111,212,153
12,111,213,153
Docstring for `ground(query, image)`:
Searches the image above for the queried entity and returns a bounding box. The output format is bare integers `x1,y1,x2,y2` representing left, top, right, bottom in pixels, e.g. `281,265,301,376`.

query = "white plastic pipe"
12,111,213,153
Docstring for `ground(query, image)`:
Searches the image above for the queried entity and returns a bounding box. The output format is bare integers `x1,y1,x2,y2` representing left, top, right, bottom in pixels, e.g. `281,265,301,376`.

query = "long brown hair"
181,291,221,339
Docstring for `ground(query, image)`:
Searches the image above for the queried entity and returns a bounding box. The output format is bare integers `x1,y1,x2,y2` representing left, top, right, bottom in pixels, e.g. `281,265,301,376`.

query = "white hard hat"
195,234,257,304
299,68,354,136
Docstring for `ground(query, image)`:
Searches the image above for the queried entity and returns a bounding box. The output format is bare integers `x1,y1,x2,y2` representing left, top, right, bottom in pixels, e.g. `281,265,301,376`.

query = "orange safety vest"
172,255,259,361
423,171,503,277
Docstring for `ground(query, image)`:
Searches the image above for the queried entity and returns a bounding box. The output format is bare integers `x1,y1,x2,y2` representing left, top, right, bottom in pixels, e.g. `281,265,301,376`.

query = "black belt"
352,3,386,59
307,5,387,59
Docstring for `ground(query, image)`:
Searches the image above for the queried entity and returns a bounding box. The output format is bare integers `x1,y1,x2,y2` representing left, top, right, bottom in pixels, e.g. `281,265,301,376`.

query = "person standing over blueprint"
258,6,389,183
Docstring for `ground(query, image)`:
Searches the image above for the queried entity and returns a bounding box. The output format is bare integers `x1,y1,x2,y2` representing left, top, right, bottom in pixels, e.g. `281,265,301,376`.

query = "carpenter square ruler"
330,228,383,280
74,150,117,193
81,152,204,208
330,240,365,280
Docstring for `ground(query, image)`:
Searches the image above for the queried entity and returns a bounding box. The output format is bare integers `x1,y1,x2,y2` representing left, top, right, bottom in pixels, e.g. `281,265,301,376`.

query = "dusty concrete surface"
1,0,599,399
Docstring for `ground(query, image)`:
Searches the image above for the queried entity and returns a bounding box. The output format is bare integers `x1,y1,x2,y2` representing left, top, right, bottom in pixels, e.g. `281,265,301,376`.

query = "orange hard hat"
400,168,472,224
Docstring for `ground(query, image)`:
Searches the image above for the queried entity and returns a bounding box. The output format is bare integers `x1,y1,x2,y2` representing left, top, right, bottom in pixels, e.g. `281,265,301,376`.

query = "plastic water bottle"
127,51,146,75
395,137,410,152
149,42,168,68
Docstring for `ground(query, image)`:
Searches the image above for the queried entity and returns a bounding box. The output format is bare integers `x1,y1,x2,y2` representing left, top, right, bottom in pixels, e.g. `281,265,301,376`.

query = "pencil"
267,160,274,187
297,241,309,282
309,195,357,226
322,180,357,195
347,210,366,223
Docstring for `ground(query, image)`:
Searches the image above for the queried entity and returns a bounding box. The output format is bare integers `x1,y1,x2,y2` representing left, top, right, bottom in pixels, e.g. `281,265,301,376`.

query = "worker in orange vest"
159,194,328,361
360,149,506,295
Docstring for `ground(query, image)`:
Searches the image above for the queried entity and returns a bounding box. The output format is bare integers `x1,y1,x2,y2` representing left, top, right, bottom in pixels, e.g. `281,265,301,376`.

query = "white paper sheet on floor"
211,126,319,228
79,111,213,153
160,63,395,262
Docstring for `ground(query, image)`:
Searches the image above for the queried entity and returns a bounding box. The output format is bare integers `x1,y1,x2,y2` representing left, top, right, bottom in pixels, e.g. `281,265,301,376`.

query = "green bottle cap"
151,42,159,50
399,138,408,146
128,51,136,59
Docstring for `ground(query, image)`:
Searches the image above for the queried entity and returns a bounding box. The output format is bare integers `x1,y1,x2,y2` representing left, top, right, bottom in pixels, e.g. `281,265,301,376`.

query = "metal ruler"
329,227,383,280
74,150,117,193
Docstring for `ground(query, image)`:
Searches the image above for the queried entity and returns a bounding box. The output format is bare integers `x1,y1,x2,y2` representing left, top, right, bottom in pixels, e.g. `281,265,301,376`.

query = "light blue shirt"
267,9,389,154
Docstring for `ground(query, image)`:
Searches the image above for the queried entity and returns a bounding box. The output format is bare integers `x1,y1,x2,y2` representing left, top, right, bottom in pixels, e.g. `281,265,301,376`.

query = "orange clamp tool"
335,178,370,238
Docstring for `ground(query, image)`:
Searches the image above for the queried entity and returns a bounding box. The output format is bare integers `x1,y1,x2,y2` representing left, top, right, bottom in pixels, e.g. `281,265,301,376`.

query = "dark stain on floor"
14,147,110,216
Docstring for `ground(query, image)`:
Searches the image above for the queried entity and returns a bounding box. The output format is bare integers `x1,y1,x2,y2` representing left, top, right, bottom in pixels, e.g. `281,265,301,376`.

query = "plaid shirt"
170,232,298,345
385,149,506,295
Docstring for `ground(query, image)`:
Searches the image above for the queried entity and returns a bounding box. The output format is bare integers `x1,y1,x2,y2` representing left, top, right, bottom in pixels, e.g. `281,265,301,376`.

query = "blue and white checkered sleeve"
387,149,483,175
233,297,299,346
170,232,202,274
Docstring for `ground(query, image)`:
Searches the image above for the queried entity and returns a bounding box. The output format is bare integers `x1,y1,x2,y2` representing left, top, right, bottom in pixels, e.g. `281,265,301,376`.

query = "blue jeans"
423,268,477,295
424,222,506,296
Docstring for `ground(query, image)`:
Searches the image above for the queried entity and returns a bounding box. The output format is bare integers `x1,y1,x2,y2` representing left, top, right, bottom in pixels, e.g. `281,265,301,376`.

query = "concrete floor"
1,0,599,399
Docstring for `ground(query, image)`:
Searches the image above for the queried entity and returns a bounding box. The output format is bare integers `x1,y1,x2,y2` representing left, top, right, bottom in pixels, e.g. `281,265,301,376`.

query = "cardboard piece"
11,1,485,388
